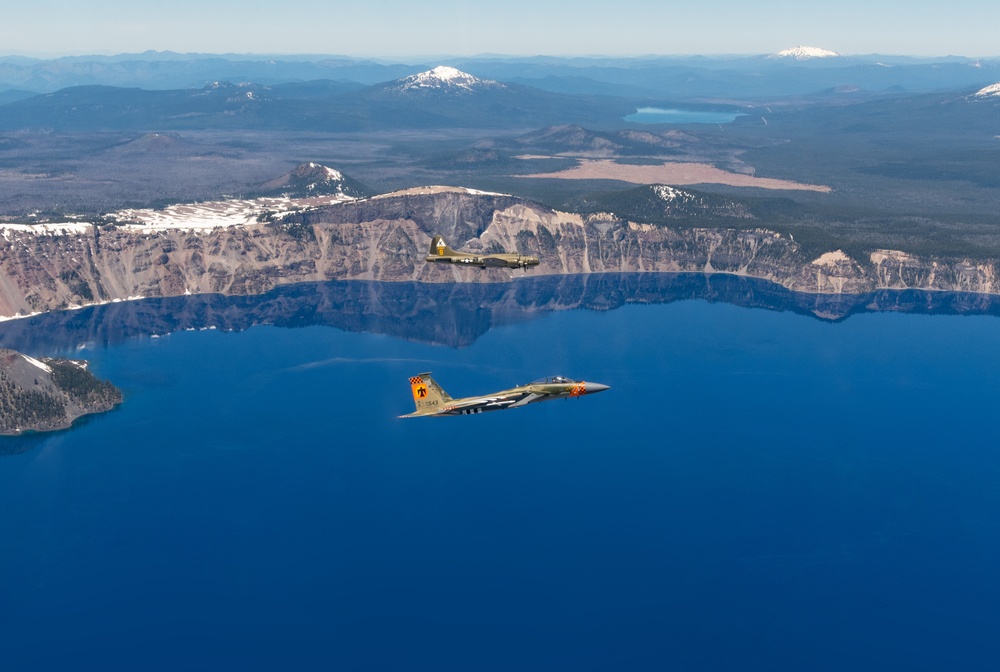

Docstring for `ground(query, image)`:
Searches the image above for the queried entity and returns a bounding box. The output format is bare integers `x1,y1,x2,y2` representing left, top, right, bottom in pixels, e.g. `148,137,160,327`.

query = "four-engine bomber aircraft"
424,235,539,270
400,372,610,417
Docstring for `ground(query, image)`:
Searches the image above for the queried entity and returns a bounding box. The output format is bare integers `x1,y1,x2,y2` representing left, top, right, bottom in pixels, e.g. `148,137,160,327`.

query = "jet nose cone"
586,382,610,394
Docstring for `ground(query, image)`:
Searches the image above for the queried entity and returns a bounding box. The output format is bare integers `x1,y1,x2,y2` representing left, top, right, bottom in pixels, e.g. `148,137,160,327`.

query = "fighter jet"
424,235,539,270
399,372,610,417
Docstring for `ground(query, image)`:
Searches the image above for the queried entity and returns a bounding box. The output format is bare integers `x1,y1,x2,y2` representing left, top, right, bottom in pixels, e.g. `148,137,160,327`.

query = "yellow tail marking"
410,375,429,402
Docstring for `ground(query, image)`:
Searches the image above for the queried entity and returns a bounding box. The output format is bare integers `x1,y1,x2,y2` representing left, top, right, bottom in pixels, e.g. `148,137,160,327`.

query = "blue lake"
625,107,746,124
2,276,999,670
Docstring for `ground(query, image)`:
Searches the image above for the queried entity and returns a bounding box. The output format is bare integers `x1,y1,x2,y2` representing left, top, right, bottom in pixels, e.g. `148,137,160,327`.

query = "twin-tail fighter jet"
424,235,539,270
399,372,610,418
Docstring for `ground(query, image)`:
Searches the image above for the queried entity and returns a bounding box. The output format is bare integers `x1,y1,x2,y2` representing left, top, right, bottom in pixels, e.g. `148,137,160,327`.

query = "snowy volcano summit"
394,66,505,93
974,82,1000,98
773,46,841,59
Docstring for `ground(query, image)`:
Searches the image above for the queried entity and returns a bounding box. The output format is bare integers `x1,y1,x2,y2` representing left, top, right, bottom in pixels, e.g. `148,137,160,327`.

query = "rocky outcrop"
1,187,998,319
0,348,122,435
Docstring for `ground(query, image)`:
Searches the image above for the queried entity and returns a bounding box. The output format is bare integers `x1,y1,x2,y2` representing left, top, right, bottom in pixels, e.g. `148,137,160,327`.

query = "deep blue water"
624,107,746,124
2,284,1000,670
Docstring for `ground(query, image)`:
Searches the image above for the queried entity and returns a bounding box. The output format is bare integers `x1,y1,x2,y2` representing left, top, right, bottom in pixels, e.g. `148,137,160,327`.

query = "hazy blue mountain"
339,66,632,129
0,88,37,105
0,67,633,131
450,55,1000,98
0,53,420,91
2,52,998,99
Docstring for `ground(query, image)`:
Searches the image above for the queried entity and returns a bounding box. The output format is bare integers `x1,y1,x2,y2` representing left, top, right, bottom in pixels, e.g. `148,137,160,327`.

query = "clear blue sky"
3,0,997,58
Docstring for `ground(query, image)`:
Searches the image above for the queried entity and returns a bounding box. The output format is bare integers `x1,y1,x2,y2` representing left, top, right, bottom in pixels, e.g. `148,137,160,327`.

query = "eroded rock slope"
1,186,997,318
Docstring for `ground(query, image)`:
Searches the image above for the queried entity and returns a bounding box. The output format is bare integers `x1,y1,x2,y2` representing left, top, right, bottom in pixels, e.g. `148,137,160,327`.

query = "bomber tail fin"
428,235,459,258
401,372,453,417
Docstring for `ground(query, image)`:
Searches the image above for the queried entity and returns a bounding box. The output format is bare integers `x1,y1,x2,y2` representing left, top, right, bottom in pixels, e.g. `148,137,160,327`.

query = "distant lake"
625,106,746,124
2,275,999,671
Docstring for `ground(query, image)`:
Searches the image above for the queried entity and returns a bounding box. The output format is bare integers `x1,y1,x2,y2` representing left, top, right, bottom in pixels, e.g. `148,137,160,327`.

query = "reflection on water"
2,273,1000,355
0,431,50,456
0,413,106,456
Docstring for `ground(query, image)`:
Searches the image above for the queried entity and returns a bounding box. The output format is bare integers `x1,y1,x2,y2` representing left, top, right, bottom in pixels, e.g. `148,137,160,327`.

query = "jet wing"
507,392,545,408
452,396,505,408
399,397,494,417
442,393,531,414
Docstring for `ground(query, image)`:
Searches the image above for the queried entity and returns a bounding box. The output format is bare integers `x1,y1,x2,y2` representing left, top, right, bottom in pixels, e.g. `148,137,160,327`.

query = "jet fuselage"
401,374,609,418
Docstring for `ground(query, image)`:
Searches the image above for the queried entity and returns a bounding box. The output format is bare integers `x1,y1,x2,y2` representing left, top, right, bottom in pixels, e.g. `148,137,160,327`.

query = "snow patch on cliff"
21,354,52,374
0,223,92,238
113,193,354,233
870,249,918,265
812,250,851,267
373,185,510,199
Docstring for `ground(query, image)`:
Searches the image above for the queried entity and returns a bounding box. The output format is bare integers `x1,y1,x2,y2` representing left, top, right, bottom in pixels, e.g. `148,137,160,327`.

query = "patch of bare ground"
513,158,831,193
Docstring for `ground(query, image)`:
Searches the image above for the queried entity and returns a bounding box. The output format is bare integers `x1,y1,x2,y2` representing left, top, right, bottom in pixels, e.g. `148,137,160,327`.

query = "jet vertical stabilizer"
403,372,453,417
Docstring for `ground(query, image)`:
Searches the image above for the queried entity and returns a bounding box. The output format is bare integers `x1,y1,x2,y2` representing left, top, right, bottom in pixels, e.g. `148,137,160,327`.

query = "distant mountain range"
2,52,998,100
3,60,997,135
0,66,633,131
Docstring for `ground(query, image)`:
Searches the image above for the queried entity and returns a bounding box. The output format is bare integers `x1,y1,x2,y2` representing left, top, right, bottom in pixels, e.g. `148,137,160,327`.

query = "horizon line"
2,50,1000,62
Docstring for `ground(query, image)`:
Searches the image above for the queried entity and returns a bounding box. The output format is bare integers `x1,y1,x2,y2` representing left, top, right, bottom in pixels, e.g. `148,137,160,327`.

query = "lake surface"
625,107,746,124
2,276,999,670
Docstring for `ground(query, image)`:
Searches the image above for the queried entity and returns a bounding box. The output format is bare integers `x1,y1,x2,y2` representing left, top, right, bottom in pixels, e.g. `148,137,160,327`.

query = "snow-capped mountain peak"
395,66,504,93
294,162,345,187
257,162,366,199
974,82,1000,98
773,46,841,59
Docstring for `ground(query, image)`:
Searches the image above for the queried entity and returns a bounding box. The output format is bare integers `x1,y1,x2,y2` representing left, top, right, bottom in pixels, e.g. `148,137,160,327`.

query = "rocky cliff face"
1,186,998,319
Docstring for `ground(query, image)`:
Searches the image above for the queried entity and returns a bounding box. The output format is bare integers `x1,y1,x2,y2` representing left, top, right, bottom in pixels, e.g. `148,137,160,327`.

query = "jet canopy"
529,375,577,385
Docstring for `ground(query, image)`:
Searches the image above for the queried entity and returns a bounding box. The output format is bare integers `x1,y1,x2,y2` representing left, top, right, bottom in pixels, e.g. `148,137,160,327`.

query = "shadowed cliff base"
3,274,1000,356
